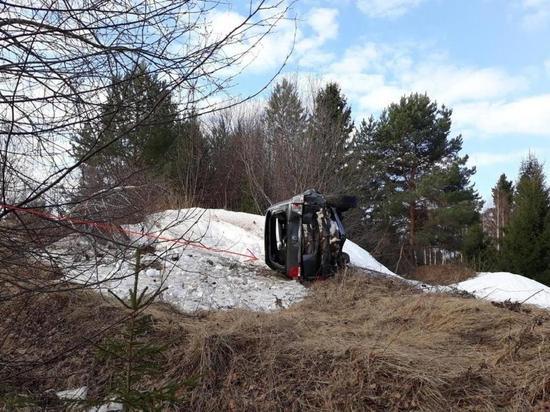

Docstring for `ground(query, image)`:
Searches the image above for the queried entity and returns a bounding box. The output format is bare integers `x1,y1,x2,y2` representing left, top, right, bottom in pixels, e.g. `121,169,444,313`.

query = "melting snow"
50,209,307,312
343,240,397,277
48,208,550,312
452,272,550,309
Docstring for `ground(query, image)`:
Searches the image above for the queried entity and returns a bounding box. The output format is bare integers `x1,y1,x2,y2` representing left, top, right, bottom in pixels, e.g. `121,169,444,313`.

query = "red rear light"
288,265,301,279
291,203,302,213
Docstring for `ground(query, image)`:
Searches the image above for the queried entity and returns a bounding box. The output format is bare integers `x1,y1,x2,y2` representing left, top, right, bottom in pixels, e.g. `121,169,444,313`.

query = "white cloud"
467,152,526,167
454,95,550,136
295,8,340,67
328,44,380,74
321,42,528,111
298,50,335,68
296,8,339,54
201,9,296,75
204,6,340,75
307,8,339,42
309,40,550,139
406,66,528,104
519,0,550,28
356,0,424,18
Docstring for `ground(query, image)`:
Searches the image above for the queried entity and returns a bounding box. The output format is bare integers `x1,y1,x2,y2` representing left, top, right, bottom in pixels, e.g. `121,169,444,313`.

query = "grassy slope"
1,270,549,411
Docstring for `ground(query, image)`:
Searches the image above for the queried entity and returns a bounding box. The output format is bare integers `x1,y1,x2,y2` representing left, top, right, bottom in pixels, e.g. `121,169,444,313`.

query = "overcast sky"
222,0,550,203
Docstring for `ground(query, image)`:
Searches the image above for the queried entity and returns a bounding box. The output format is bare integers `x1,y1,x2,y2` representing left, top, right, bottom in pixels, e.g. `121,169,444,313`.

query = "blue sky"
221,0,550,204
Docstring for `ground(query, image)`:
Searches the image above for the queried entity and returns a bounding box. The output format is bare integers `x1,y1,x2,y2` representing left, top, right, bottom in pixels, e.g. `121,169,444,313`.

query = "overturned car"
264,189,357,281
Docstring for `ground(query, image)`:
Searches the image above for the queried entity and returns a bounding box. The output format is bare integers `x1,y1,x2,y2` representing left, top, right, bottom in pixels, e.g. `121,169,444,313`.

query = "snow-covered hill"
49,208,550,312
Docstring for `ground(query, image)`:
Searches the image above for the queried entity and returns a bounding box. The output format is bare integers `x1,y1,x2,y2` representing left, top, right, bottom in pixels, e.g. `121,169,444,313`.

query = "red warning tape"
0,203,259,262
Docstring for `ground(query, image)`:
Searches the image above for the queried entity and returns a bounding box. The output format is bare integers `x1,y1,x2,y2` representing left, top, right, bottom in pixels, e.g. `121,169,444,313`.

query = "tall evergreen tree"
539,210,550,285
309,82,354,144
73,64,181,184
265,78,307,144
501,155,549,279
167,113,208,202
491,174,514,250
72,64,209,204
351,93,480,271
264,78,308,199
307,82,354,192
462,223,497,271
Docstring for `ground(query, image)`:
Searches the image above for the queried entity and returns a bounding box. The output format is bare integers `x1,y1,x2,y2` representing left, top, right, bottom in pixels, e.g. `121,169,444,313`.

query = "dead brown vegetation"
1,270,549,411
411,264,477,286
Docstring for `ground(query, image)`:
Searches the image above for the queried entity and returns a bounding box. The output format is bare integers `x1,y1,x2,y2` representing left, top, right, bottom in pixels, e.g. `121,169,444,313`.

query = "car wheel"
337,252,350,268
325,194,357,212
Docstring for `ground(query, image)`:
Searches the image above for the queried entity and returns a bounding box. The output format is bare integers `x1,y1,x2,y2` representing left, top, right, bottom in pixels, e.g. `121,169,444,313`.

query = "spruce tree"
309,82,354,146
539,213,550,285
501,155,549,279
264,78,308,198
265,78,307,144
73,65,179,171
304,82,354,193
72,64,210,204
94,249,187,410
462,223,497,271
491,174,513,250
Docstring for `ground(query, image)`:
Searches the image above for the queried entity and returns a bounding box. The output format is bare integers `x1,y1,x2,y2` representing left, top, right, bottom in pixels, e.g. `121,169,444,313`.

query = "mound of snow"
343,240,397,277
50,208,398,313
453,272,550,309
127,208,265,259
49,207,550,312
51,208,308,312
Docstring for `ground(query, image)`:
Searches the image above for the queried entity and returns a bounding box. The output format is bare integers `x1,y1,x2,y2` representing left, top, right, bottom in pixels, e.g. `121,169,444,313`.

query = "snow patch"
56,386,88,401
343,240,398,277
453,272,550,309
49,207,550,313
50,208,306,313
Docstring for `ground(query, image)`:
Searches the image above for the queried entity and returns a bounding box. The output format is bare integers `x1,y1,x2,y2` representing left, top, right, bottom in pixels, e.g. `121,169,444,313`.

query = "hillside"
2,207,549,410
47,207,550,312
2,269,549,410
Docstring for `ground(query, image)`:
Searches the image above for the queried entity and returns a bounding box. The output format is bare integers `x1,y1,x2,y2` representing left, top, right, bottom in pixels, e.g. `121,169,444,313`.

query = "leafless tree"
0,0,293,406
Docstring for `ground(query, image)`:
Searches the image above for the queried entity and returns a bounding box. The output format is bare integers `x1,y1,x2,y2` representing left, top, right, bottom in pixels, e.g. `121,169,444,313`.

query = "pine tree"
351,93,480,271
501,155,549,279
491,174,513,250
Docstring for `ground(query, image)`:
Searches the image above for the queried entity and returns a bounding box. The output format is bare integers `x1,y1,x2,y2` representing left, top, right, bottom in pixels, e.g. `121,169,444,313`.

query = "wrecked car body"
264,189,357,281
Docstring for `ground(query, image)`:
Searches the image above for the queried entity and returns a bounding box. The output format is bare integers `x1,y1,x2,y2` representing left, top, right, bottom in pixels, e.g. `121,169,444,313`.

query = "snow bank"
55,207,550,313
453,272,550,309
343,240,398,277
132,208,265,259
52,208,307,312
50,208,399,313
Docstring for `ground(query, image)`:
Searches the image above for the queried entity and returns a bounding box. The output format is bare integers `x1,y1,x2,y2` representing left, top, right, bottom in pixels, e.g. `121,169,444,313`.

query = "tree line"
72,65,550,285
471,157,550,285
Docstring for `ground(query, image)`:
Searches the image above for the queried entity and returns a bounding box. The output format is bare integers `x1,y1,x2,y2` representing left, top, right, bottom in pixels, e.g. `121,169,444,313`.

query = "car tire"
337,252,350,268
325,194,357,212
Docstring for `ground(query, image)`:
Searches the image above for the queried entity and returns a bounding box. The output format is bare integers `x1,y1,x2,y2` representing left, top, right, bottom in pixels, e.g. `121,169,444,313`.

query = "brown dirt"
1,269,549,411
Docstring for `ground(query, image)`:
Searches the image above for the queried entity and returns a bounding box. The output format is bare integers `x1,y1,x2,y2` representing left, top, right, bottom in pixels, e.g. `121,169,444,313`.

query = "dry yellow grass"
411,264,477,285
1,269,549,411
